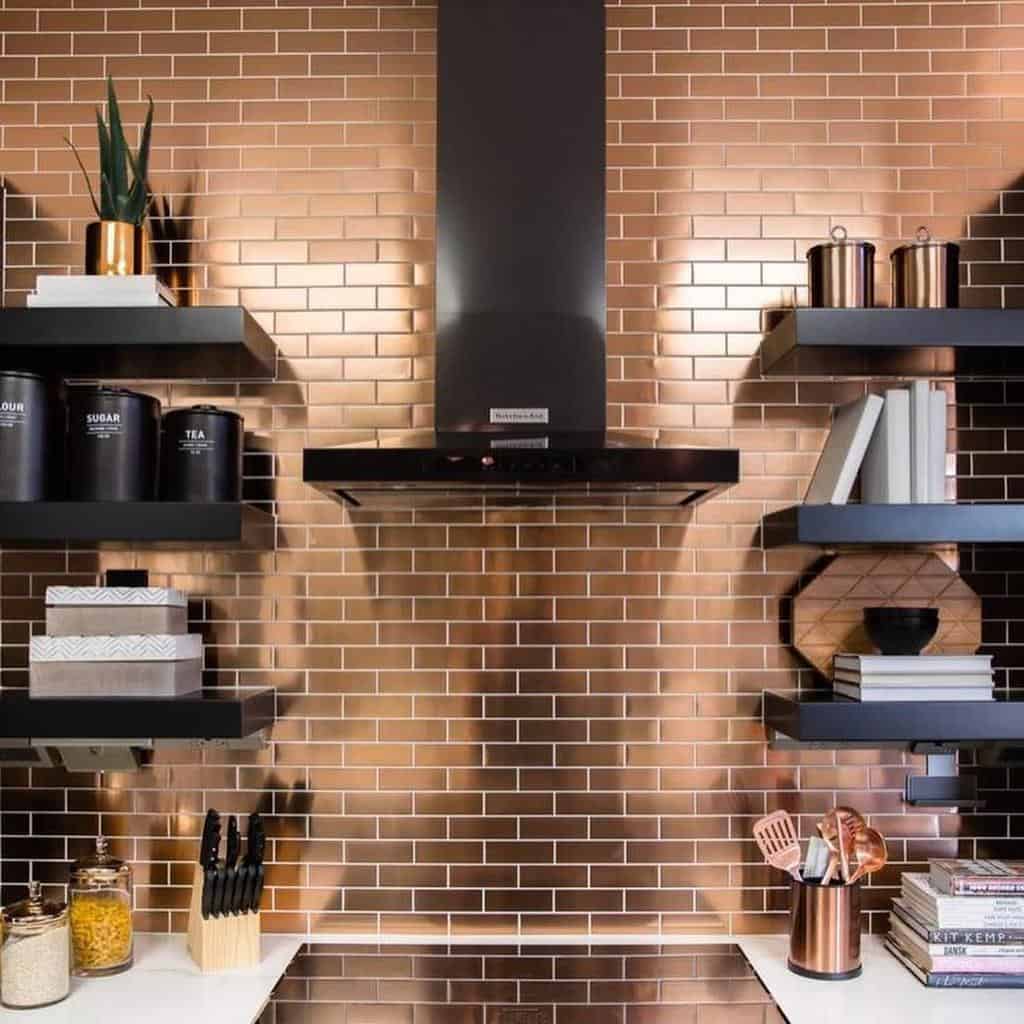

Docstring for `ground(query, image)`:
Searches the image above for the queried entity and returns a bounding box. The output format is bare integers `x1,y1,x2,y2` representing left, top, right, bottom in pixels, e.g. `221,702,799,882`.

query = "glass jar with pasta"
69,836,133,976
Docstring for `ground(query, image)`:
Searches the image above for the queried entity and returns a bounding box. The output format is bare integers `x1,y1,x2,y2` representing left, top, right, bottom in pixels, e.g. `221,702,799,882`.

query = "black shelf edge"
0,502,275,548
760,308,1024,378
0,689,275,741
764,690,1024,744
0,306,275,379
763,503,1024,547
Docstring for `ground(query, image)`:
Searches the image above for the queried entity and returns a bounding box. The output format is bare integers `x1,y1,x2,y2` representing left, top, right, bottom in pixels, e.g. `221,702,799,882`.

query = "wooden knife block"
186,864,261,972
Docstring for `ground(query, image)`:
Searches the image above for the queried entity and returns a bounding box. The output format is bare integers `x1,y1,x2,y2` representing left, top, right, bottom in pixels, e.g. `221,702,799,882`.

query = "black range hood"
303,0,739,509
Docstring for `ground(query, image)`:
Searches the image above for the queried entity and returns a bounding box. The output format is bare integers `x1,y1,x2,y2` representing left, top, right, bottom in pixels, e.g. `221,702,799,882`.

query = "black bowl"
863,606,939,656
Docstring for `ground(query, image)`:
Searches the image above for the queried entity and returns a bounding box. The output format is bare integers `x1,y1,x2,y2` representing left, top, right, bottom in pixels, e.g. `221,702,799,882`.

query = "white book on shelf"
929,388,948,503
833,682,993,702
804,394,884,505
834,669,995,687
31,274,176,307
834,653,992,674
861,388,911,504
903,873,1024,929
909,380,931,503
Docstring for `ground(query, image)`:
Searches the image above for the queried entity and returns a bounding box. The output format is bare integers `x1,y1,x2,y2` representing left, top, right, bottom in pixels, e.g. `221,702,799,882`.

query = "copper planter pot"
85,221,151,276
788,878,862,981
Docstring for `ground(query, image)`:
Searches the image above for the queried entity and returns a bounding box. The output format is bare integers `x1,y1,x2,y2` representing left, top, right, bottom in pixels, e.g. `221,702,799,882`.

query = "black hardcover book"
887,938,1024,989
893,899,1024,946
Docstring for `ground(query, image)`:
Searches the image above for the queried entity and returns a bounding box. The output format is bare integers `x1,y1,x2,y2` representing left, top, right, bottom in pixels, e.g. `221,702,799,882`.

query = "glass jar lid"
70,836,130,887
2,881,68,934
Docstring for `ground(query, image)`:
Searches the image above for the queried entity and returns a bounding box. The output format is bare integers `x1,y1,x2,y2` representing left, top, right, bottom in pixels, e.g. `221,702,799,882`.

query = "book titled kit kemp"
931,860,1024,896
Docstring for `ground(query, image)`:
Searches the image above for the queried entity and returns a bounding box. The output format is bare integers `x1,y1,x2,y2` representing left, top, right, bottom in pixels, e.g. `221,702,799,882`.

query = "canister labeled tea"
68,386,160,501
161,405,244,502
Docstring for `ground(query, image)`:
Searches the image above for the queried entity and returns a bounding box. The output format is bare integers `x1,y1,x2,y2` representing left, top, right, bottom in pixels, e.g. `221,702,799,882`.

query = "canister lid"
807,225,876,255
891,226,958,253
70,836,130,885
0,369,45,382
165,404,242,423
2,881,68,932
68,385,160,410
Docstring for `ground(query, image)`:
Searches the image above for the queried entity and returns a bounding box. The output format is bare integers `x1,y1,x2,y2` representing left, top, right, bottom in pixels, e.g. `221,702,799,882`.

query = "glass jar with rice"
69,835,133,976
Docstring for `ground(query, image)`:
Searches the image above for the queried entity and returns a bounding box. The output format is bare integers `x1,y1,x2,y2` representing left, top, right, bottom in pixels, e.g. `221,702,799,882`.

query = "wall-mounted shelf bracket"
904,743,984,808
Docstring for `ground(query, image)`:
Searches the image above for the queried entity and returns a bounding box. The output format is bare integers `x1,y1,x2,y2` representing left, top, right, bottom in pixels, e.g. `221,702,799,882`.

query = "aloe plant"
66,77,154,226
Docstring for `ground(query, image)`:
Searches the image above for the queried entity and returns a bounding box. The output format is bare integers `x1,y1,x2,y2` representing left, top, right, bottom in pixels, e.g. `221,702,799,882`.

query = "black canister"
68,387,160,501
161,405,243,502
0,371,50,501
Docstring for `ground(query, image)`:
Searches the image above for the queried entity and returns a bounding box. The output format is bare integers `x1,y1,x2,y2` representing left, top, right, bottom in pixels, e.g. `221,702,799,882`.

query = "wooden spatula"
753,810,802,880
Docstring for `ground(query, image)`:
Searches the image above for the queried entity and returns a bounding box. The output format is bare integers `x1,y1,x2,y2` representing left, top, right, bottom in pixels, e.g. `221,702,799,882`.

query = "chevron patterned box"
45,587,188,637
29,634,202,698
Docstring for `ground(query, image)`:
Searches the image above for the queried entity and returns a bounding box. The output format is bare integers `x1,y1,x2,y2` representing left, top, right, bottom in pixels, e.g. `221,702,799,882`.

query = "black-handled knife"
223,815,240,915
212,815,239,918
199,809,221,920
240,813,266,914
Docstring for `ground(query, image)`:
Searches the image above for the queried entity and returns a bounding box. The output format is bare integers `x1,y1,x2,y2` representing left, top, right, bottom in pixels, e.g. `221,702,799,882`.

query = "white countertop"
742,934,1024,1024
3,931,1022,1023
0,934,302,1024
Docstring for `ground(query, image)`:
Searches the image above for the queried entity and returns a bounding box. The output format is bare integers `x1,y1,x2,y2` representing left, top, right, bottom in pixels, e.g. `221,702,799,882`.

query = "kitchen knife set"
753,807,888,886
199,809,265,919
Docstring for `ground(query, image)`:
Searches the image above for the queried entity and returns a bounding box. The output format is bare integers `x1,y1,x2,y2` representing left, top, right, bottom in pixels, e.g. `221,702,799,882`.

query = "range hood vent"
303,432,739,510
302,0,739,509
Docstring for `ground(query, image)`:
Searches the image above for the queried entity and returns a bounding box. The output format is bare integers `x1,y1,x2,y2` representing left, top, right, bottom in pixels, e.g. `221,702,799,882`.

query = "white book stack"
28,274,176,308
808,382,948,505
832,653,994,702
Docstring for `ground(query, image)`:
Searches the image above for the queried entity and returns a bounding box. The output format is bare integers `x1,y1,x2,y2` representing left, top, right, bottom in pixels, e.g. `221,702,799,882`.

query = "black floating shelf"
763,503,1024,547
0,502,275,548
0,690,275,741
0,306,275,379
760,308,1024,377
765,691,1024,745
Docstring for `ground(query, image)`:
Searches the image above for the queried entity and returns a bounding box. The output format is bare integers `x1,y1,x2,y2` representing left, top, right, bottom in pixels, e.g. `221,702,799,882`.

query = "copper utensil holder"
788,878,861,981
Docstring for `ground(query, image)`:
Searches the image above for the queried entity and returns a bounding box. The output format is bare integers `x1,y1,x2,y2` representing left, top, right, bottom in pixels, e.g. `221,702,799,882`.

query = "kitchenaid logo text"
86,413,120,425
490,407,550,425
0,402,25,413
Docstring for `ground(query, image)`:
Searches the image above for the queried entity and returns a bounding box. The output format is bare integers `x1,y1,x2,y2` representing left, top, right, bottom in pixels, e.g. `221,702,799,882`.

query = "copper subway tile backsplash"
1,0,1023,940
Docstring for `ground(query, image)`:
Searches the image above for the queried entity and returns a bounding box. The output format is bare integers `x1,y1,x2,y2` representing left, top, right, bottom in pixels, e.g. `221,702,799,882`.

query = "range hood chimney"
303,0,739,509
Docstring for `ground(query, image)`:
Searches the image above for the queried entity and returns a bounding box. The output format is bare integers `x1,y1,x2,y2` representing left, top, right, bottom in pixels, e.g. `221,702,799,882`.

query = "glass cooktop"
268,944,782,1023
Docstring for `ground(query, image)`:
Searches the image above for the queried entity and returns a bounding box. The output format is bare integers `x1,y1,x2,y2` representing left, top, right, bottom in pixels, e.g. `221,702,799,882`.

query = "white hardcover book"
805,394,884,505
862,388,911,504
833,682,993,702
834,654,992,674
903,874,1024,929
929,388,948,503
909,380,931,503
834,670,995,687
36,274,162,294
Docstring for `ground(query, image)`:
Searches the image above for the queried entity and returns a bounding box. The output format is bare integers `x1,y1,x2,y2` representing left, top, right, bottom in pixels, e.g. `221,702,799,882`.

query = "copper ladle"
847,826,887,885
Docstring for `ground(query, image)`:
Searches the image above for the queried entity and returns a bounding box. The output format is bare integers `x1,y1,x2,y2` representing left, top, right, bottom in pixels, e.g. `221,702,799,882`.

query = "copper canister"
891,226,959,308
806,226,876,308
788,879,862,980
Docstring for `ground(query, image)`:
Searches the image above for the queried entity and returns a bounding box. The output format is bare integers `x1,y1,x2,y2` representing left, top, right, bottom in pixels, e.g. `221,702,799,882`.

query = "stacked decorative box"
29,587,201,698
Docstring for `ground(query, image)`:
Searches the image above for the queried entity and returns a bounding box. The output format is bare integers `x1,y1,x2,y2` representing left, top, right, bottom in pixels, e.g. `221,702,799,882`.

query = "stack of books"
833,653,994,702
27,274,176,308
888,862,1024,988
805,381,947,505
